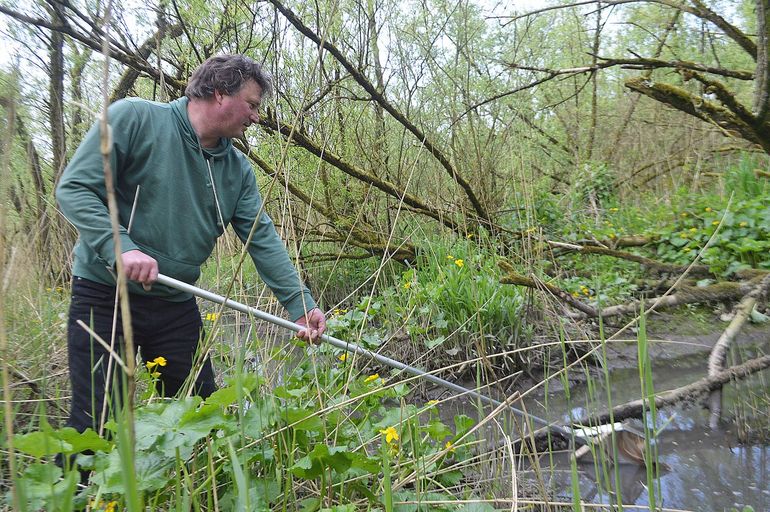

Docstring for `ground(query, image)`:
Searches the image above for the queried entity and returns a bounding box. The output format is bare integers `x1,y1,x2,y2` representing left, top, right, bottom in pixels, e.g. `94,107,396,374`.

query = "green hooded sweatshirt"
56,97,315,321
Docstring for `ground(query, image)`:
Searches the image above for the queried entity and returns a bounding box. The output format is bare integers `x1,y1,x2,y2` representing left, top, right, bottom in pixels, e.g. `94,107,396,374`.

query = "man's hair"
185,54,273,99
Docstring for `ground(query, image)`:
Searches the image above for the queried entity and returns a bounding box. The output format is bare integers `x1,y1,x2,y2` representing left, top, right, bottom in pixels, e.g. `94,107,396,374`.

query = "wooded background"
0,0,768,292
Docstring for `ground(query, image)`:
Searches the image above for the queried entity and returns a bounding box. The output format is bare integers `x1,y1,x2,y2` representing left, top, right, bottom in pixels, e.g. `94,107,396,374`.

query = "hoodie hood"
170,97,233,161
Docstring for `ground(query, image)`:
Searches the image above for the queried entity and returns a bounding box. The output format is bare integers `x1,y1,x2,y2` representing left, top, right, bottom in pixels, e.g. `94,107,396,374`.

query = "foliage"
326,234,528,373
651,160,770,276
9,355,478,511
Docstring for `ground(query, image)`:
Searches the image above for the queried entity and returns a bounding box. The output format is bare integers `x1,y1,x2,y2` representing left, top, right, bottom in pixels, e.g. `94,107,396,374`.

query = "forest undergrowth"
2,157,770,511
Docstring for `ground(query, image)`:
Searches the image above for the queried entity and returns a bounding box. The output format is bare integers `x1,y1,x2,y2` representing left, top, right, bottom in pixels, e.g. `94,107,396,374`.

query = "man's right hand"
122,249,158,290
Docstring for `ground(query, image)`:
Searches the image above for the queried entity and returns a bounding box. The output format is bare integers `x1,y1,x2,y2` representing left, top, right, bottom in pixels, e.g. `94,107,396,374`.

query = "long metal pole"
156,273,580,442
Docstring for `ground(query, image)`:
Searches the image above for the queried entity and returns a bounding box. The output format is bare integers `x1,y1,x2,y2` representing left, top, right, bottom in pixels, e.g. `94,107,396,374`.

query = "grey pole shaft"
156,273,579,441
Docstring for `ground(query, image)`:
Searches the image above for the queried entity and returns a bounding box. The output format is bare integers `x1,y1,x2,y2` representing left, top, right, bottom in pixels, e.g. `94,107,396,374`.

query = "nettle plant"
10,350,478,511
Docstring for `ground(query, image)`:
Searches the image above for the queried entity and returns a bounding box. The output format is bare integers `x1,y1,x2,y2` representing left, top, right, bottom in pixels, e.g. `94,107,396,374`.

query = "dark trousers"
66,277,216,433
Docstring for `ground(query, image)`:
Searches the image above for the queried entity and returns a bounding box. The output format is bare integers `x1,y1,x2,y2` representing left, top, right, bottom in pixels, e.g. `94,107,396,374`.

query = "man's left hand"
295,308,327,344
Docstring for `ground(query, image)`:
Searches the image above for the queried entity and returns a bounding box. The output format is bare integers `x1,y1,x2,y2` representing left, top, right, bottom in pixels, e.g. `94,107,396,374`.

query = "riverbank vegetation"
1,0,770,509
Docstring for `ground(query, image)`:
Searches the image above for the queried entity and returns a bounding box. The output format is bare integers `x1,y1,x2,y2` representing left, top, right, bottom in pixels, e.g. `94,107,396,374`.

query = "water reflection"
520,353,770,510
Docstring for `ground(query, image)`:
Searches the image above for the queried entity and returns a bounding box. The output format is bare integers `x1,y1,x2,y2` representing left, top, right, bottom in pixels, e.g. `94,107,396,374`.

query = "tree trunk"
755,0,770,123
707,273,770,428
47,6,66,184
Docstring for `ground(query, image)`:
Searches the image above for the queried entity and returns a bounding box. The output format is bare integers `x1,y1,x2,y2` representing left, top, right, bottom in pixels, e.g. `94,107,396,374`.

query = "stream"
513,331,770,511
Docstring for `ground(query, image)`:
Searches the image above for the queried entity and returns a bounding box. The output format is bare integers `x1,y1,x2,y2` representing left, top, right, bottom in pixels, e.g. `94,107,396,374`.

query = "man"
56,54,326,433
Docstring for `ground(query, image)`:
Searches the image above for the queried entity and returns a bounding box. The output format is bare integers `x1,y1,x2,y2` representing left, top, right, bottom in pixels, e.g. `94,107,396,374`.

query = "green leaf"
14,427,112,457
242,400,278,438
424,335,446,349
204,385,239,407
290,445,357,479
15,463,78,511
320,505,357,512
14,431,71,457
92,448,175,492
426,419,453,441
299,497,321,512
454,415,475,437
285,407,323,432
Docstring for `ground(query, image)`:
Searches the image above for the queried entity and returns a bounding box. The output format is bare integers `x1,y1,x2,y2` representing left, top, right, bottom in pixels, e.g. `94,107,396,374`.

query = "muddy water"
515,339,770,511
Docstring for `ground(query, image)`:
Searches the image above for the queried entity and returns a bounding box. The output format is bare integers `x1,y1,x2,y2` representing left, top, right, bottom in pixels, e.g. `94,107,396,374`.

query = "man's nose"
250,111,260,124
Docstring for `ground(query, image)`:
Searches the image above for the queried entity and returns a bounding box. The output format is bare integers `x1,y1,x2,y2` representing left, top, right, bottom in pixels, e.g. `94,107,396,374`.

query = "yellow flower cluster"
90,500,119,512
379,426,399,443
364,373,380,384
454,259,464,268
338,353,348,362
572,285,591,298
205,312,220,322
332,308,348,316
445,441,456,453
146,356,167,378
403,281,412,289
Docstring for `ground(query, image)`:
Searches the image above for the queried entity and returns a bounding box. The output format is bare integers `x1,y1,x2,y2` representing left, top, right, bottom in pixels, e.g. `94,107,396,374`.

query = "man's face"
216,79,263,138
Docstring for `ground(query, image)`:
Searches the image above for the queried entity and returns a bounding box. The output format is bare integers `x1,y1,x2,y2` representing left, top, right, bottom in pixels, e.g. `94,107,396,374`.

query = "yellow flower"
466,233,473,239
425,400,439,406
445,441,456,453
572,292,579,298
338,353,348,362
146,356,167,370
683,247,692,253
150,371,161,378
680,233,689,238
446,255,454,260
105,501,119,512
740,221,748,227
454,259,464,268
705,207,712,212
689,227,698,233
680,212,688,217
609,233,616,239
712,220,720,226
379,426,399,443
205,312,220,322
364,373,380,384
403,281,412,289
609,207,619,212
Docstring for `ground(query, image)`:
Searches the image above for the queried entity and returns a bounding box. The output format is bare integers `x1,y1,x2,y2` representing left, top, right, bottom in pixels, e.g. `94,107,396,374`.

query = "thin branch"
266,0,492,229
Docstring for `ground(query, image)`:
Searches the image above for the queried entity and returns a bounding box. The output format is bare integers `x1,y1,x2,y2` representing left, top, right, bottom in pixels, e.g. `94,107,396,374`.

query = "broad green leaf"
426,419,453,441
14,463,78,511
285,407,323,432
454,415,475,437
14,431,71,457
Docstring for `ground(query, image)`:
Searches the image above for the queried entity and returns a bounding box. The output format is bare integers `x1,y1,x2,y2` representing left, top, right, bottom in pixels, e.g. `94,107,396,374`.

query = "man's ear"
213,89,224,104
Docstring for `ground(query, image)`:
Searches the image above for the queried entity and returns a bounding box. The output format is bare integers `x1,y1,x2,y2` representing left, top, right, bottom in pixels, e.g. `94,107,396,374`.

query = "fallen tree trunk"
499,264,764,318
707,273,770,428
576,354,770,426
547,241,713,278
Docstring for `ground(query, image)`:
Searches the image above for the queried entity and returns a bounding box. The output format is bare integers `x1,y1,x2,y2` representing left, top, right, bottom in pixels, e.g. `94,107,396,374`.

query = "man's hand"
295,308,327,344
122,249,158,290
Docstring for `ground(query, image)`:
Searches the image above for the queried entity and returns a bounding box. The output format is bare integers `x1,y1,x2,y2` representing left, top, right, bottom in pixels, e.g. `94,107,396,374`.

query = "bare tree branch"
266,0,492,229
